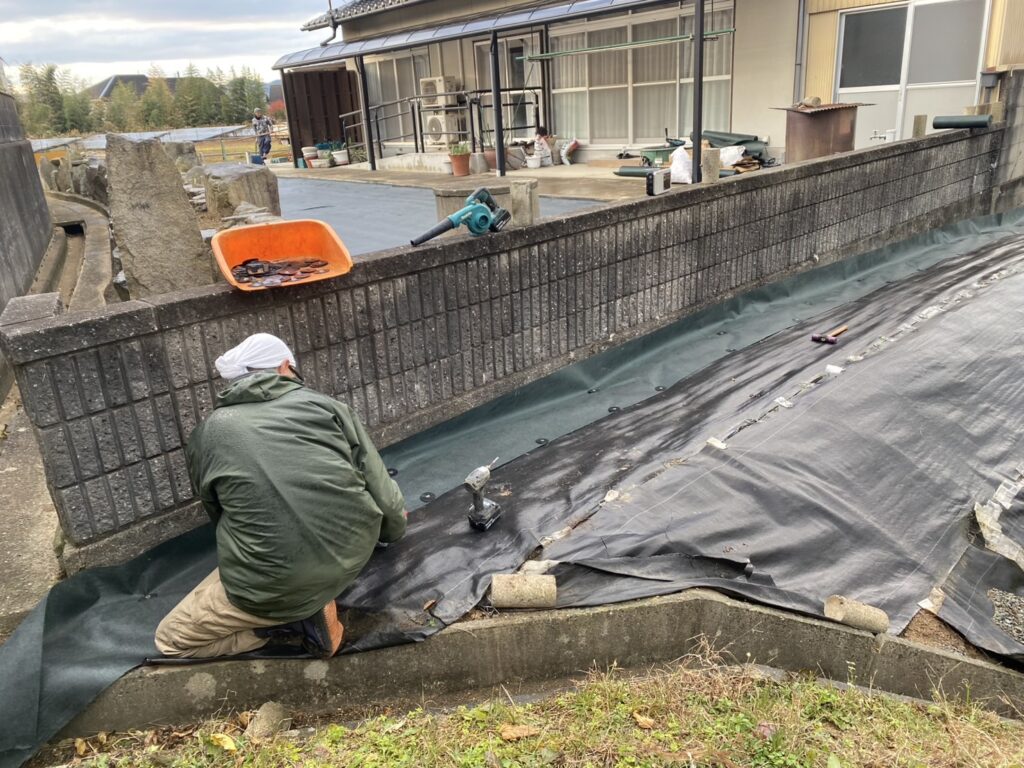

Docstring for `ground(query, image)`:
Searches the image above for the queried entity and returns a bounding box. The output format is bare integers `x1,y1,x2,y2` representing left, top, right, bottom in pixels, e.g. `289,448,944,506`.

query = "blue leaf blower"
411,187,512,246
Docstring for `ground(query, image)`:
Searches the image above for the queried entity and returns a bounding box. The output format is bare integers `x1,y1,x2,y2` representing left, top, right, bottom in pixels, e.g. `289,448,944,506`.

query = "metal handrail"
330,85,545,164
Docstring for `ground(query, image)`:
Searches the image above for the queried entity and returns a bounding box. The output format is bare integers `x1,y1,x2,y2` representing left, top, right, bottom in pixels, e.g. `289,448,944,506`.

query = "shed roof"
279,0,662,70
302,0,429,31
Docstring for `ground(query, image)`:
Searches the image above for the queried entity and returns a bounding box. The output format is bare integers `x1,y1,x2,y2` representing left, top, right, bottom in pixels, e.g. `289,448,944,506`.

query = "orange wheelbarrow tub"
212,219,353,292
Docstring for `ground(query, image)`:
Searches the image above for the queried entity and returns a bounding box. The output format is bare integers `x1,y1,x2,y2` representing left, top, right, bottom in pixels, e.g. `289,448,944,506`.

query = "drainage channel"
56,223,85,304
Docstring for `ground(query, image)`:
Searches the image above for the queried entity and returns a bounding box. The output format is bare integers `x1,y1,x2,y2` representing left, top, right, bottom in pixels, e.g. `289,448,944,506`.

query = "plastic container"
211,219,353,292
332,149,350,165
249,153,265,165
525,154,542,169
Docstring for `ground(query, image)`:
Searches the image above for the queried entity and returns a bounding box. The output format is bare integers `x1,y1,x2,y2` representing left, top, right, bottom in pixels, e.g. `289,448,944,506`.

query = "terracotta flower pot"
483,148,499,170
449,153,471,177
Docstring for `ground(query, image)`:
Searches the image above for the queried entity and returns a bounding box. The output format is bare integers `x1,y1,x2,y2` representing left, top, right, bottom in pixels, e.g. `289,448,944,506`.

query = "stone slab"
106,134,213,298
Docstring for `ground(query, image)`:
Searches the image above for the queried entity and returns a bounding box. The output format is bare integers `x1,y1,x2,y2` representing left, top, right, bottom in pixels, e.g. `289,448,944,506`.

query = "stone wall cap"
0,301,157,363
0,293,64,328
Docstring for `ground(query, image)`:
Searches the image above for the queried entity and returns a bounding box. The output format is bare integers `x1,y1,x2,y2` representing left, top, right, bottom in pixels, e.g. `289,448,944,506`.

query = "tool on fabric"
811,324,849,344
465,457,502,531
410,187,512,246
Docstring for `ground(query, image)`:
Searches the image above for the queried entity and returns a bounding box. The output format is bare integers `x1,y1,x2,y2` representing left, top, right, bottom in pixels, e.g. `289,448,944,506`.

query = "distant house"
87,75,151,99
86,74,208,100
266,80,284,104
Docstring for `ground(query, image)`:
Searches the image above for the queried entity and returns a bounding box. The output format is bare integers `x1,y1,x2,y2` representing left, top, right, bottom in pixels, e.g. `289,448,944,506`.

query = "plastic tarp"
3,212,1024,767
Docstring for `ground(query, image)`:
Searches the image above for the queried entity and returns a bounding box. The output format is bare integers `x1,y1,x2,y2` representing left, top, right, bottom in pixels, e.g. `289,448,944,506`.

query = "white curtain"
552,33,586,89
590,88,628,140
554,91,588,139
588,27,627,87
635,83,676,141
633,19,677,83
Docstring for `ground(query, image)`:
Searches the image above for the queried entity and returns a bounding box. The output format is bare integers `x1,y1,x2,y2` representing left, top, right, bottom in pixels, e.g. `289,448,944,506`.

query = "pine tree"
173,62,203,126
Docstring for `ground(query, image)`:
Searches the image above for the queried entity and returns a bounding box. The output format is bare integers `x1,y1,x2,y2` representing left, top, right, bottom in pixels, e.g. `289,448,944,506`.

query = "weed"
36,656,1024,768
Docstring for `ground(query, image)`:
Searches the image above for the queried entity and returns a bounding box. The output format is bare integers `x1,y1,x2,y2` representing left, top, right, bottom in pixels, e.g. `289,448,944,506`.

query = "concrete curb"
62,589,1024,737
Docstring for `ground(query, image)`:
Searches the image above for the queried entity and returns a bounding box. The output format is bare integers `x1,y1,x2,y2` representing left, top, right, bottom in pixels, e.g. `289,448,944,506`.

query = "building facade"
277,0,1017,160
807,0,1021,147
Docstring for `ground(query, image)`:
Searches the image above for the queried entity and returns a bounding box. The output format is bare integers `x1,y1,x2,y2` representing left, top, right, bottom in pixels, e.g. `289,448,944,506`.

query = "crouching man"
156,333,406,659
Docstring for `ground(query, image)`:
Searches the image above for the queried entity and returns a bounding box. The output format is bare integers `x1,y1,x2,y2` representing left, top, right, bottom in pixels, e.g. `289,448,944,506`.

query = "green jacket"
186,372,406,622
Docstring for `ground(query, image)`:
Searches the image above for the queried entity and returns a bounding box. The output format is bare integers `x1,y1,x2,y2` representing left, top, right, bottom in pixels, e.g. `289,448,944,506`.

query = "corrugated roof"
279,0,662,70
302,0,429,31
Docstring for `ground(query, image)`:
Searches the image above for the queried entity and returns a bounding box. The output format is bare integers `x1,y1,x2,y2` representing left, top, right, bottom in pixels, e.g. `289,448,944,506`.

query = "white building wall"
731,0,799,158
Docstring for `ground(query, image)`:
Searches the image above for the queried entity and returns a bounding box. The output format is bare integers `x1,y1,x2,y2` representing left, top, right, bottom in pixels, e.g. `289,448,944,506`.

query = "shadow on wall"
0,92,53,397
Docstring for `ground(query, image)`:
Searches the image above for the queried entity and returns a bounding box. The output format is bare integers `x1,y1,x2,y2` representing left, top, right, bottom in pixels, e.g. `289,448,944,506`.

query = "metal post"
355,55,376,171
490,30,507,177
468,99,478,153
412,102,421,154
281,72,303,167
692,0,704,183
374,109,384,157
540,26,552,128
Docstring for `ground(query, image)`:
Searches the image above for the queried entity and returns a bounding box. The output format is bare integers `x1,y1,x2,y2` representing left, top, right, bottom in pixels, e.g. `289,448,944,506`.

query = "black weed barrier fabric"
4,222,1024,766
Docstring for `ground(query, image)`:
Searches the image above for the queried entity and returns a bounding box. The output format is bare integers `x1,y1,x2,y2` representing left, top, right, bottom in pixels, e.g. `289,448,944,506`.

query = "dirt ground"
900,610,990,660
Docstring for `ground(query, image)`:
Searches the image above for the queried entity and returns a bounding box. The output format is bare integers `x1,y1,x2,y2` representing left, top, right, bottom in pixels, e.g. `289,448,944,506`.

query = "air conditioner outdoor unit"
419,76,459,107
422,111,465,146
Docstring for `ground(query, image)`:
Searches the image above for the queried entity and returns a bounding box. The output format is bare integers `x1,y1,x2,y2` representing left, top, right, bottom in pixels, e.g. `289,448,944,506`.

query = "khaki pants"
155,569,281,658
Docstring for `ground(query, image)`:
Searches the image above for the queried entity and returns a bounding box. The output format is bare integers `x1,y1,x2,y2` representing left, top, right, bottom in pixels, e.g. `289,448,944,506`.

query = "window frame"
548,1,735,146
834,0,991,141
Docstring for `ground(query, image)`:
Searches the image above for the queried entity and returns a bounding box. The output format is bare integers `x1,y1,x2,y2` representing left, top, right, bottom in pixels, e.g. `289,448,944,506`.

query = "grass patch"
37,655,1024,768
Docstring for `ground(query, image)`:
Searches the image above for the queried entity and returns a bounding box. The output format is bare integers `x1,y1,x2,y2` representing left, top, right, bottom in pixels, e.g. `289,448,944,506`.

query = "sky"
0,1,329,87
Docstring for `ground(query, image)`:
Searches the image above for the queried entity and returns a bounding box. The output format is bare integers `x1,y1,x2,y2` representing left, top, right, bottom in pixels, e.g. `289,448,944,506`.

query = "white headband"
215,333,295,380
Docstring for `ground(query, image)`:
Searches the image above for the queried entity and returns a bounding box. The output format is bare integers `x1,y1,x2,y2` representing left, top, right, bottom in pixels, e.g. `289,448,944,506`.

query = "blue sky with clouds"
0,1,328,85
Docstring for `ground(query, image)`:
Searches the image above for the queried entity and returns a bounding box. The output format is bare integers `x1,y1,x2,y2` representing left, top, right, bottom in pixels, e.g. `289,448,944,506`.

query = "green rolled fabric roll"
932,115,993,129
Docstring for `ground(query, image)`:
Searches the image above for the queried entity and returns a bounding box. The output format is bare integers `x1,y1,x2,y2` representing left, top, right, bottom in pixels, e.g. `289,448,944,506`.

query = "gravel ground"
988,588,1024,645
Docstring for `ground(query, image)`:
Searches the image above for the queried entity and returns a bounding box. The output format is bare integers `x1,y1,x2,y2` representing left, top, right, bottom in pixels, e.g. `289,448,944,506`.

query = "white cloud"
1,5,324,83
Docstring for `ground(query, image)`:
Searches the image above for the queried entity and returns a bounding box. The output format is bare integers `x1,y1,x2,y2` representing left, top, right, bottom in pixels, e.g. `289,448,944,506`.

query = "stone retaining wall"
0,93,52,395
0,126,1008,570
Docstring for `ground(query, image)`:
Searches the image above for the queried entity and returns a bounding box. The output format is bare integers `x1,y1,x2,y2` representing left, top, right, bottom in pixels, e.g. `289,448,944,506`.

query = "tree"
89,99,106,131
173,62,202,125
62,90,92,133
219,67,266,124
141,76,177,129
18,64,65,134
195,78,224,124
105,81,141,131
268,98,286,122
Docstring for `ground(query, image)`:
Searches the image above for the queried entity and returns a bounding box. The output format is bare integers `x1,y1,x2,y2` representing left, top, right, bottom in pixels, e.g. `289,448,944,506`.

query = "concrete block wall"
0,127,1004,571
0,93,53,395
994,67,1024,211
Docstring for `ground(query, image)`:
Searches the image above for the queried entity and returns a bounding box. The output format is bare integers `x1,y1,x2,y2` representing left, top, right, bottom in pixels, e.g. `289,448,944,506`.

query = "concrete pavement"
270,161,645,202
277,177,599,256
0,390,61,641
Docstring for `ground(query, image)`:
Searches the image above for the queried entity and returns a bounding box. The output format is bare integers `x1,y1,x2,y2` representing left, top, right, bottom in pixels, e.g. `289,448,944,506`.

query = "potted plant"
330,140,349,166
448,142,471,177
482,137,500,171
